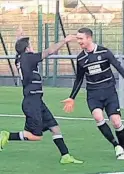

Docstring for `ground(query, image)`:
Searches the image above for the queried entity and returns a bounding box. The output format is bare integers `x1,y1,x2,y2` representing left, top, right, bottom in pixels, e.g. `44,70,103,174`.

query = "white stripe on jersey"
32,81,42,84
83,59,108,68
78,54,88,61
30,90,43,94
94,50,107,54
86,76,112,84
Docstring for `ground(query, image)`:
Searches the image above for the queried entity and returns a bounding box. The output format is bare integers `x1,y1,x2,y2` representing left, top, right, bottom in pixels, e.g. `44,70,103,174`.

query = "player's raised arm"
42,35,76,59
16,25,25,41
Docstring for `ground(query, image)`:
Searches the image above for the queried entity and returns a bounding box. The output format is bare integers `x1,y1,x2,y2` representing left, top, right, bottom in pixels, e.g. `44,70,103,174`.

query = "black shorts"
22,94,58,136
87,86,121,117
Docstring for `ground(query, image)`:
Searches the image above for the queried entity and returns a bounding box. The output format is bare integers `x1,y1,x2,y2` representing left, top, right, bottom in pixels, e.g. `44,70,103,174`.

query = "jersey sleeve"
69,61,85,99
107,50,124,78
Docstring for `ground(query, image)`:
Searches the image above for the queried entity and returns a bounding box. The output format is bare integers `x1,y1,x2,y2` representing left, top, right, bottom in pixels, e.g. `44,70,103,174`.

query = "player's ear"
25,47,29,52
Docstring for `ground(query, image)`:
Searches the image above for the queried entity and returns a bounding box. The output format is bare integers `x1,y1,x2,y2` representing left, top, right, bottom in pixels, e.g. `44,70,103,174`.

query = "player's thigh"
87,96,104,121
105,89,121,118
41,102,58,132
22,96,43,136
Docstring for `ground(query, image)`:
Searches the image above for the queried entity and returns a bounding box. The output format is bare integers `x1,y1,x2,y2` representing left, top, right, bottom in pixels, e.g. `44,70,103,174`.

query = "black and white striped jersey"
15,52,43,97
70,44,124,99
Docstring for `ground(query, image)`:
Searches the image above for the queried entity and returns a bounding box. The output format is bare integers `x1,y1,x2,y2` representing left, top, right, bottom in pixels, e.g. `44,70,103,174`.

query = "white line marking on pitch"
0,114,124,122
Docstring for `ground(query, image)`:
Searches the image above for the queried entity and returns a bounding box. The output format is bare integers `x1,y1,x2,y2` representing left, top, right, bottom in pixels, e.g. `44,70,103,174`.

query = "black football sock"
97,120,118,147
115,124,124,148
9,132,28,140
53,135,69,156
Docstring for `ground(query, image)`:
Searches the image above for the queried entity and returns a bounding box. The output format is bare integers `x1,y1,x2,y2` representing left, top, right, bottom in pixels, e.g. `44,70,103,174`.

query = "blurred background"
0,0,124,88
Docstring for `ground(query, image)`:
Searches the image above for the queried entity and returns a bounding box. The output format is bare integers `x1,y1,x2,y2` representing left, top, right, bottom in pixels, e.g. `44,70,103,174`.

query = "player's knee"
50,126,63,140
92,108,104,122
110,114,122,129
50,125,61,135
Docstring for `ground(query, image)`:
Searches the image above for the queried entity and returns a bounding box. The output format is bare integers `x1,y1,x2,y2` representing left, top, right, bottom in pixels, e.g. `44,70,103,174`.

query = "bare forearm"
16,26,25,41
42,39,66,59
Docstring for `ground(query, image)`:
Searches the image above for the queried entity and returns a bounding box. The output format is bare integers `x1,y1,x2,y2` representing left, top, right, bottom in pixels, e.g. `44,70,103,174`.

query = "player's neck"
85,43,96,53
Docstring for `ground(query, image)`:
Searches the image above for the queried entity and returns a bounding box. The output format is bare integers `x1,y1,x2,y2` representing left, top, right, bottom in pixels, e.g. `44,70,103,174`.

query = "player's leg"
110,114,124,148
50,125,83,164
109,114,124,160
42,102,83,164
105,88,124,159
0,96,43,149
0,127,42,150
9,130,42,141
105,89,124,148
92,108,118,147
50,125,69,156
41,101,69,157
87,90,119,148
0,130,42,149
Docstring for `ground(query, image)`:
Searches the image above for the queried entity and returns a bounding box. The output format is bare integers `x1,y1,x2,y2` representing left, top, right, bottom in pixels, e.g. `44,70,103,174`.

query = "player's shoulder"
96,45,114,59
27,52,42,57
95,45,108,53
77,50,86,61
21,52,33,57
20,52,34,64
26,52,34,56
22,52,41,58
97,45,114,55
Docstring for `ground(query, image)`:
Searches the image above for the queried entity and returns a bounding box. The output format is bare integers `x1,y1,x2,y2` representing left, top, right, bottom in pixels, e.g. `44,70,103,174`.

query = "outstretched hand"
64,35,77,43
61,98,75,113
16,25,25,40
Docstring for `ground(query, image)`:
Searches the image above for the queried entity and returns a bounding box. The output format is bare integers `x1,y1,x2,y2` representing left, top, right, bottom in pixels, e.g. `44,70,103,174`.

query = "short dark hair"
78,28,93,37
15,37,29,55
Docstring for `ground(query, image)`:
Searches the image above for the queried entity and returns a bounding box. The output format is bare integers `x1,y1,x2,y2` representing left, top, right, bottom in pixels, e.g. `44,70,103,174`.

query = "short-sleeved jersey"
70,44,124,99
15,52,43,97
